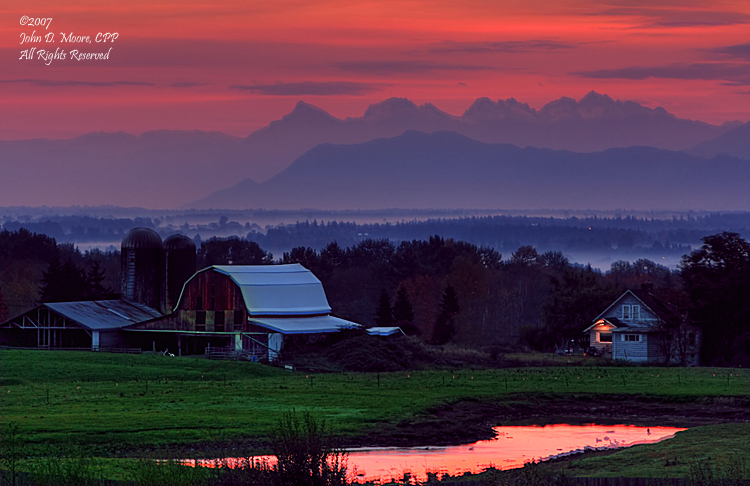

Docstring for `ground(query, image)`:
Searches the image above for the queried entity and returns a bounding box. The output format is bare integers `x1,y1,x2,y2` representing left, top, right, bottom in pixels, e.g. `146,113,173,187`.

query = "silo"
163,234,197,313
121,228,163,309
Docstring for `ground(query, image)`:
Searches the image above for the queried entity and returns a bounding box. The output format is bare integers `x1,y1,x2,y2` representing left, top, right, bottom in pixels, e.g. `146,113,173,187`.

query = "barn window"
623,334,640,342
598,332,612,342
215,311,225,332
196,311,206,331
233,311,244,326
197,296,204,309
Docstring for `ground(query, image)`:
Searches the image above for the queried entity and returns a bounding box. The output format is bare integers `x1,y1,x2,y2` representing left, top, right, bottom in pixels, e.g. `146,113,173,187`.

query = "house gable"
594,290,661,326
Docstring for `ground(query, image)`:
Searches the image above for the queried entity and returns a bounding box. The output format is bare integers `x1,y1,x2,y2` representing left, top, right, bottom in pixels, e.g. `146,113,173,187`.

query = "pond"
187,424,686,483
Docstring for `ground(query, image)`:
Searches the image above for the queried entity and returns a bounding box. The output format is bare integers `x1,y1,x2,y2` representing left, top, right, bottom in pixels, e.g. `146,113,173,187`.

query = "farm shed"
0,300,161,349
0,228,190,350
588,289,700,366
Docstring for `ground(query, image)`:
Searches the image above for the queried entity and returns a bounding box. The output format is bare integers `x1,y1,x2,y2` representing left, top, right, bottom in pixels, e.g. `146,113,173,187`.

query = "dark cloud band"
572,63,750,85
0,79,155,87
429,40,576,54
231,81,384,95
333,60,497,75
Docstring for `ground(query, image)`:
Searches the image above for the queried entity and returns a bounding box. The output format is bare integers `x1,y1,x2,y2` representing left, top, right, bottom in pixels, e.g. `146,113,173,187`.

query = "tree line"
1,229,748,366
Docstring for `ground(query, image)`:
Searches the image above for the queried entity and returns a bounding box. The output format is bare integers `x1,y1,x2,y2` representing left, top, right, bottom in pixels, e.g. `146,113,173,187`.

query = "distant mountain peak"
462,97,536,121
580,90,614,105
280,101,339,123
363,97,419,119
538,96,579,119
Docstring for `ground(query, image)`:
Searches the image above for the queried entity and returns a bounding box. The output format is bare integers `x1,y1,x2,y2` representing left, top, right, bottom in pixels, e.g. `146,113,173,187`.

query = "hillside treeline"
2,229,748,366
0,229,120,318
7,211,750,258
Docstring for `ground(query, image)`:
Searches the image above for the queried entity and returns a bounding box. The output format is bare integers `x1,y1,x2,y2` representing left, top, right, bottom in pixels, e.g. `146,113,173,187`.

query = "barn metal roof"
196,264,332,316
366,327,405,337
249,315,359,334
45,300,163,330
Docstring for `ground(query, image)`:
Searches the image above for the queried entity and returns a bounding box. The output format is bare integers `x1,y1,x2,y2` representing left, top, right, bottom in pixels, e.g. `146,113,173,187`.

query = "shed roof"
45,300,162,330
182,264,332,316
366,327,405,337
249,315,359,334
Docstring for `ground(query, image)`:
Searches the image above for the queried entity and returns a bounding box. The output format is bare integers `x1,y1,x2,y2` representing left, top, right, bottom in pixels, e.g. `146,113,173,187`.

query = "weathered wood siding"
133,270,248,332
613,332,648,362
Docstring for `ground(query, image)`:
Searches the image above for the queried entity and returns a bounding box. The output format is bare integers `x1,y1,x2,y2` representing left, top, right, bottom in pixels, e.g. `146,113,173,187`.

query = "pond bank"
344,393,750,450
161,393,750,459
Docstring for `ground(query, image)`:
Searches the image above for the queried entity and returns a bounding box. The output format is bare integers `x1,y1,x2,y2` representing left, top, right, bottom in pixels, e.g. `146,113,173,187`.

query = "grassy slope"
1,349,749,478
541,422,750,479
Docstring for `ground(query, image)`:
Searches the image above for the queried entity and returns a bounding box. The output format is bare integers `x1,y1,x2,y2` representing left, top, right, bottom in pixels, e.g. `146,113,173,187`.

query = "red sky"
2,0,750,139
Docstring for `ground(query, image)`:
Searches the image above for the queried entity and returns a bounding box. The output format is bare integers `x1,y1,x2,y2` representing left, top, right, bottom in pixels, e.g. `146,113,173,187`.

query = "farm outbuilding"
128,264,362,360
0,300,161,349
1,228,365,360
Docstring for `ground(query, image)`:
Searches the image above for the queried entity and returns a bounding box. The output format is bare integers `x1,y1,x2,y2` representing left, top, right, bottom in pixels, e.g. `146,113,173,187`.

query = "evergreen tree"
392,285,417,334
86,260,109,300
0,286,8,321
392,286,414,324
432,285,460,344
374,289,392,327
39,260,90,303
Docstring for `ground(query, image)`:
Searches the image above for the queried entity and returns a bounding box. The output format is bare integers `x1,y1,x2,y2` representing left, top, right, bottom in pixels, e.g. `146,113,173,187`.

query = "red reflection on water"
185,424,686,483
345,424,685,482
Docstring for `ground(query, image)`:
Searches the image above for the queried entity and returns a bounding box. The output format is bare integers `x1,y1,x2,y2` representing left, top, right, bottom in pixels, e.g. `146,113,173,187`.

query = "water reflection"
344,424,685,482
188,424,686,483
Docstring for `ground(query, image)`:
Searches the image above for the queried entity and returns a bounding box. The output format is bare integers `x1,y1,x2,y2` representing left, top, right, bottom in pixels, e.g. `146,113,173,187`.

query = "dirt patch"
346,393,750,449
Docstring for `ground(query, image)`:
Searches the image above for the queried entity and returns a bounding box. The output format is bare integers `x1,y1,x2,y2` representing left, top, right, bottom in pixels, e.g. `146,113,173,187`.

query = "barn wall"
98,331,126,348
135,270,248,333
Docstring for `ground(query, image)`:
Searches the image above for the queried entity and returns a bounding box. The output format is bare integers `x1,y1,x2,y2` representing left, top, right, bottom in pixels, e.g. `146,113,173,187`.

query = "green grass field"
2,349,749,481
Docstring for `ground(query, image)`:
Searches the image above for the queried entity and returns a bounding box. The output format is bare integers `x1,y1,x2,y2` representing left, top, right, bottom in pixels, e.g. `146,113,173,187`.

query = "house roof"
44,300,162,330
583,318,619,333
628,289,679,322
249,315,359,334
179,264,332,316
593,289,667,323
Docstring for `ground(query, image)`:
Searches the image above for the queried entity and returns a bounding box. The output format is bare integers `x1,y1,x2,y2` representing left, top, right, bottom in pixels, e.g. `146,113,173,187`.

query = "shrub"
271,410,349,486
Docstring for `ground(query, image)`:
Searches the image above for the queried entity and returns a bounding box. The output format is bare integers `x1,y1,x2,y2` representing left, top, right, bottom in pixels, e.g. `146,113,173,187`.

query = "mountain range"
1,92,748,209
187,130,750,211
